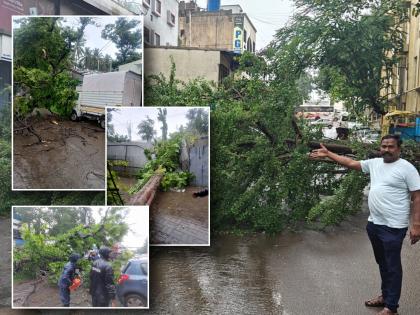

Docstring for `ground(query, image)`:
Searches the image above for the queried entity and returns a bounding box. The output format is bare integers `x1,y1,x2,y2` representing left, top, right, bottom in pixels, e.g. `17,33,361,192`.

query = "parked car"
352,128,381,143
117,257,148,307
310,118,332,126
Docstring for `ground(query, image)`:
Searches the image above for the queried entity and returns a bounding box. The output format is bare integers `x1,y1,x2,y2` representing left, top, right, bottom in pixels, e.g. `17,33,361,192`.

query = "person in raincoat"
89,246,117,307
58,253,81,307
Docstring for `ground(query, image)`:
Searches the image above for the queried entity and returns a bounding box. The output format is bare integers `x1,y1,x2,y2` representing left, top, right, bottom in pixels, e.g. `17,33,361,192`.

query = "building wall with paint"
179,2,256,54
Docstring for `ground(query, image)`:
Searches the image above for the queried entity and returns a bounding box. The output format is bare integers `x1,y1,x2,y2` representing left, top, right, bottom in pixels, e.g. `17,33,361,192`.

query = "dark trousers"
366,221,407,313
59,286,70,307
92,295,110,307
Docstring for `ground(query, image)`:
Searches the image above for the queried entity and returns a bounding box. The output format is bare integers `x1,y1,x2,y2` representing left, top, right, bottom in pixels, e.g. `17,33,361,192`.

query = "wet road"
151,187,209,245
2,205,420,314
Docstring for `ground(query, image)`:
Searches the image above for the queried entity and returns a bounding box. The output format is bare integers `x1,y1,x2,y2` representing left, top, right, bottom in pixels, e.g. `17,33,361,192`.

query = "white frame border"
11,205,150,310
11,14,144,191
105,106,211,247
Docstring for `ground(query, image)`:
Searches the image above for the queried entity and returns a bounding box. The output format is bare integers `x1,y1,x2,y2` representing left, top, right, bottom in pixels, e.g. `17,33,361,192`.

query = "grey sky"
109,107,208,141
13,16,142,59
194,0,295,50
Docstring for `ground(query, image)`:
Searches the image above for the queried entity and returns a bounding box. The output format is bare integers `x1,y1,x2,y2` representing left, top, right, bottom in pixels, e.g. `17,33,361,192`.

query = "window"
143,0,151,8
141,263,148,275
144,27,150,44
155,33,161,46
167,10,176,26
124,262,147,276
219,64,230,83
153,0,162,16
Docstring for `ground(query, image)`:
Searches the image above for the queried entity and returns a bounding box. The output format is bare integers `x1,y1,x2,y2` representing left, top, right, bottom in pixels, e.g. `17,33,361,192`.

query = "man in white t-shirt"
310,134,420,315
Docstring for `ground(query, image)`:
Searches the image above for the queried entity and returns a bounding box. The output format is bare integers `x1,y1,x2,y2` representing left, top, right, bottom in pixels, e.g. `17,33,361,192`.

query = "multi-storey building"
178,0,257,54
384,1,420,114
142,0,179,46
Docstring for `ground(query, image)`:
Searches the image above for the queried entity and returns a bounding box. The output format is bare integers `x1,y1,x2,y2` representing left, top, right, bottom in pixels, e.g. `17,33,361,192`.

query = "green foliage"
142,1,417,233
101,17,141,66
14,67,78,117
186,108,209,135
307,171,368,226
145,44,376,233
145,58,219,106
14,208,130,284
160,171,194,191
273,0,409,115
128,137,194,194
13,17,79,118
137,116,156,142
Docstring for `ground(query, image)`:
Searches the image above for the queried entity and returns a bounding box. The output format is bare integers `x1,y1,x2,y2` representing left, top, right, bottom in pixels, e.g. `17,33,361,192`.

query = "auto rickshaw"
381,110,420,142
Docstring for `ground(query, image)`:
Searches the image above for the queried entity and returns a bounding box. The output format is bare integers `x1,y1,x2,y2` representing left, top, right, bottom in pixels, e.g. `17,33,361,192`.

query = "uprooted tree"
145,0,418,232
14,207,131,285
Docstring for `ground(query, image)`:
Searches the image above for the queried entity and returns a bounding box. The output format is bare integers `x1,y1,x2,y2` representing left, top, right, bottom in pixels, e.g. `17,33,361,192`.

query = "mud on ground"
13,117,105,189
13,278,125,308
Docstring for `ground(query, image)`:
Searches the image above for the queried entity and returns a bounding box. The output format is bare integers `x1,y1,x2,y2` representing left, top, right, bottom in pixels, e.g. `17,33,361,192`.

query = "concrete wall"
108,142,153,176
405,0,420,113
144,47,226,83
243,14,256,53
179,5,256,53
179,11,233,51
185,136,208,187
143,0,179,46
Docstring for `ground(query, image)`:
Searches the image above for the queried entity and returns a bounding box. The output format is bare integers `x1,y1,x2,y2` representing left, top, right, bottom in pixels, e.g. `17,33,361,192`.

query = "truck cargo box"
79,70,141,107
71,71,142,127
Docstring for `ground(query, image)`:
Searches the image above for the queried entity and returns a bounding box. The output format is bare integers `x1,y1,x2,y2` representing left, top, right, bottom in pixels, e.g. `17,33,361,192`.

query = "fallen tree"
14,207,130,285
145,0,416,232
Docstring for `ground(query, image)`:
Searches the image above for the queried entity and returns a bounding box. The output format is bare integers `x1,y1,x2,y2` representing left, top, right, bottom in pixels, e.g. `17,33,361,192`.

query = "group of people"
58,246,117,307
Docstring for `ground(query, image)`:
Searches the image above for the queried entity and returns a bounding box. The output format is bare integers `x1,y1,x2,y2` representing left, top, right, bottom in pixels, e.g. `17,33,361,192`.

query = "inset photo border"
11,15,143,191
106,106,210,246
12,205,149,309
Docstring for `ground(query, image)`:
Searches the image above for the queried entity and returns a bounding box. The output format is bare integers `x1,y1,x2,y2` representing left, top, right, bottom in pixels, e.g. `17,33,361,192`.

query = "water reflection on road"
3,208,420,315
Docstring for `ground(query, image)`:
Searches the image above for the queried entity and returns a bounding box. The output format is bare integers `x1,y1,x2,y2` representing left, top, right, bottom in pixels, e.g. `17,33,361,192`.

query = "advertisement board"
232,15,244,54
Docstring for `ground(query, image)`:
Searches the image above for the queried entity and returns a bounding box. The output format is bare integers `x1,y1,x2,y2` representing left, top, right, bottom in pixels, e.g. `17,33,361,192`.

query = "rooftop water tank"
207,0,221,11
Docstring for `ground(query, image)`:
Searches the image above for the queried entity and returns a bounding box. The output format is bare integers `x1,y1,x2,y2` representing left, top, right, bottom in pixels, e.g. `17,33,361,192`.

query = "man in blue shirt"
310,134,420,315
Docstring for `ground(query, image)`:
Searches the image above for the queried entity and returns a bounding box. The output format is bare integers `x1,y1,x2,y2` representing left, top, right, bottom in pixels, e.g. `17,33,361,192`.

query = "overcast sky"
91,206,148,249
194,0,295,50
109,107,208,141
13,16,142,59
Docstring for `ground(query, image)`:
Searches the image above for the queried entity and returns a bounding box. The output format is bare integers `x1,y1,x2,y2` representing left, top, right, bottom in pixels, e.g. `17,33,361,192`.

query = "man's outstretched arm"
310,143,362,171
410,190,420,245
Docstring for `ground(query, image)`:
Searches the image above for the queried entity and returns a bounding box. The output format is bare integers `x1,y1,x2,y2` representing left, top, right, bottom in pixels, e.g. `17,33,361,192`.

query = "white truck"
71,70,142,128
